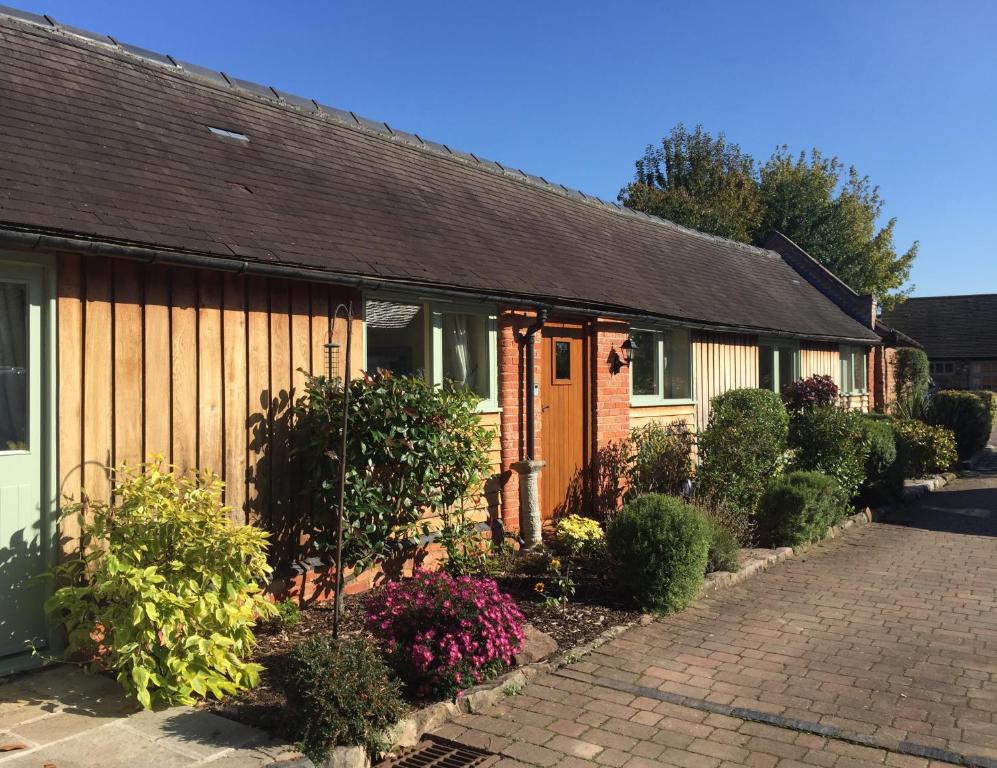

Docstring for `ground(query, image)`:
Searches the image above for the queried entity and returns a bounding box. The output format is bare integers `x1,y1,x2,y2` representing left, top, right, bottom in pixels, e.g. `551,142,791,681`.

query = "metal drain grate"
376,736,500,768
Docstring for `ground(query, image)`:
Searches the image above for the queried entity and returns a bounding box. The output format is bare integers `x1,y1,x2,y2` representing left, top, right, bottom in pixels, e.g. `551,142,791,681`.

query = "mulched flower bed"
202,557,642,741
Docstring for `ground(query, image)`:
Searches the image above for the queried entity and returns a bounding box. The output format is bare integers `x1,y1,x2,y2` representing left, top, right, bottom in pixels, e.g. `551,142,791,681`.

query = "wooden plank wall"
57,253,363,557
692,331,759,432
800,342,838,381
629,403,696,432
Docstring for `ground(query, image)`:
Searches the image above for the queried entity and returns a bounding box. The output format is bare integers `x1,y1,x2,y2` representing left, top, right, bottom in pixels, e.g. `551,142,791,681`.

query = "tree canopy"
620,124,918,308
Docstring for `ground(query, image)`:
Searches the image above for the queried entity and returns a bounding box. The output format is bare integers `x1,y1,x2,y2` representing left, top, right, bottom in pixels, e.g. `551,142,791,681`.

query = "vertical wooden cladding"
56,254,362,549
800,342,838,381
692,331,758,432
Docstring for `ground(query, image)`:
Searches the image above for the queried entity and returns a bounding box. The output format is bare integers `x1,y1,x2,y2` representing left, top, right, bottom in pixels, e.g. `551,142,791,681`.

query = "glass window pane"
778,347,795,391
554,341,571,380
759,345,774,391
853,348,866,391
365,300,426,377
442,313,490,399
0,282,28,451
631,330,658,396
664,328,691,399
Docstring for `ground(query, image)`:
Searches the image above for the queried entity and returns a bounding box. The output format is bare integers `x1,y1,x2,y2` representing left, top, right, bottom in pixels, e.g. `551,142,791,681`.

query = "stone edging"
298,473,957,768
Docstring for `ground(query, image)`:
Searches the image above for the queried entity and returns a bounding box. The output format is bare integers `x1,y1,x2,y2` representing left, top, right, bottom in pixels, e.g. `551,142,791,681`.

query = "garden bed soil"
202,566,642,741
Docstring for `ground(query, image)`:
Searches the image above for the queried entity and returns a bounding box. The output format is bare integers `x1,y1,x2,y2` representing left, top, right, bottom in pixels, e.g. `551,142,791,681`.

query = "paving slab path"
0,665,299,767
435,470,997,767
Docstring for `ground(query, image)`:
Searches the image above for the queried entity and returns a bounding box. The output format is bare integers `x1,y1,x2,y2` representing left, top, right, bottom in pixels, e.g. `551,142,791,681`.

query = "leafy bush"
976,391,997,428
45,463,275,709
928,390,991,460
697,389,790,516
625,420,695,498
365,570,524,699
893,419,957,477
284,636,404,762
606,494,711,613
858,417,903,505
756,471,850,548
554,514,605,555
274,599,302,628
294,372,493,573
692,489,756,549
437,505,508,578
705,518,740,573
788,405,870,499
781,374,839,415
894,347,930,402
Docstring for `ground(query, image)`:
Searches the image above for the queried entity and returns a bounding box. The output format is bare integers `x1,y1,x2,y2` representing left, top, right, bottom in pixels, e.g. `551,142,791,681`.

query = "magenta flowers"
365,570,525,699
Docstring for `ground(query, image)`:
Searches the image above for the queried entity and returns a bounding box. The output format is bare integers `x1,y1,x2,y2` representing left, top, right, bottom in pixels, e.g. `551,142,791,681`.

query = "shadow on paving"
886,481,997,537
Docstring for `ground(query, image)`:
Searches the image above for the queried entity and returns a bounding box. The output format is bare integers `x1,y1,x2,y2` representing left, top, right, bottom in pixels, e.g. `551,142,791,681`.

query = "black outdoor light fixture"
620,336,636,366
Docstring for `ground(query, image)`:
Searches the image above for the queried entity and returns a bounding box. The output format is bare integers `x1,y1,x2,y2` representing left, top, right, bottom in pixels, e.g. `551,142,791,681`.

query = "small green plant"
928,390,991,460
756,471,850,548
625,420,695,498
705,518,740,573
858,416,903,505
437,504,508,577
44,462,275,709
283,636,405,763
538,556,576,610
697,389,790,517
606,494,711,613
788,405,870,499
893,419,957,477
503,682,523,696
554,514,605,555
274,598,302,628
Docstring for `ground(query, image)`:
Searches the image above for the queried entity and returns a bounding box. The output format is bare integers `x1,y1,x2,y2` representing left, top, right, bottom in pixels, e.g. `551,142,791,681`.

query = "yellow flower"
533,582,545,594
549,558,562,572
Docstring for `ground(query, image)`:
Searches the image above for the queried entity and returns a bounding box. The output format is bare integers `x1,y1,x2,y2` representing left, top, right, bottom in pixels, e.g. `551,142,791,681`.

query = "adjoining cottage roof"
0,8,879,343
880,295,997,359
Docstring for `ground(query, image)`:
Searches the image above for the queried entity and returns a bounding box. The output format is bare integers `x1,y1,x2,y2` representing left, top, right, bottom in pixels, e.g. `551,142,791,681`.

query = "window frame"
838,344,869,395
758,338,800,394
629,326,695,407
363,293,499,412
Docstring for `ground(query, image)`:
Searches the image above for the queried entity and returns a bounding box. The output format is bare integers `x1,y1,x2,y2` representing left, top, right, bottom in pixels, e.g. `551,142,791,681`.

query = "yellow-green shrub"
555,514,605,554
45,462,275,709
893,419,957,477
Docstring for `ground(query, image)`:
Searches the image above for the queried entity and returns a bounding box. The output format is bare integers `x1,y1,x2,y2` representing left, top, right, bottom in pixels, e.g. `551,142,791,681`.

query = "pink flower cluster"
365,570,525,699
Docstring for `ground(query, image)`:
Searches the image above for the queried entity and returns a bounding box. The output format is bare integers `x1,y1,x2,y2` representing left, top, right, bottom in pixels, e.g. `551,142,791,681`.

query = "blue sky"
28,1,997,297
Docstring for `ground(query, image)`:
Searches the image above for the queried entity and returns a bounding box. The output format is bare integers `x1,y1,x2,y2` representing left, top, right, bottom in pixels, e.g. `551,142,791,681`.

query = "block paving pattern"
435,475,997,767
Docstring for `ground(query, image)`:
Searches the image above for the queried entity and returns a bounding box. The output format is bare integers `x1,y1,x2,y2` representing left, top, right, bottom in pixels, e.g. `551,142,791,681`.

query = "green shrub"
45,462,276,709
625,420,695,498
705,518,740,573
858,417,903,505
274,599,302,628
788,406,870,499
697,389,790,516
894,347,930,403
284,636,404,763
928,390,991,460
756,471,850,548
294,373,493,573
606,494,711,613
893,419,957,477
976,391,997,428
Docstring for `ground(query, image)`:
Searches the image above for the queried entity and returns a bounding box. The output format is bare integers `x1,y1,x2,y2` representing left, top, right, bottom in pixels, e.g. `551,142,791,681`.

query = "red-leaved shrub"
781,374,839,414
365,570,525,699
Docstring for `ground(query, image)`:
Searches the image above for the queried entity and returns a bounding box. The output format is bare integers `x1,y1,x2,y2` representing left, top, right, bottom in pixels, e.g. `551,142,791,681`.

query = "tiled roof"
0,8,879,343
880,295,997,359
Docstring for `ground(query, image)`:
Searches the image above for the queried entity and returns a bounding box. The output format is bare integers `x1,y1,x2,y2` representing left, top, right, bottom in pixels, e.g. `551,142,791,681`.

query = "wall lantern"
620,337,636,367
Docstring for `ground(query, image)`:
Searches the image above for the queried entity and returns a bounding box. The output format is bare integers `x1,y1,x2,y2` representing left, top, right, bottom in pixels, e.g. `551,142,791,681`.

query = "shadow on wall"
557,441,631,524
0,514,49,659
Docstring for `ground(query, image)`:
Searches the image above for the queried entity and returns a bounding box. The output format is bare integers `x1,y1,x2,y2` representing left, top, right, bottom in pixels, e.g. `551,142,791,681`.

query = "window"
364,298,498,409
839,345,868,394
0,282,28,451
554,341,572,381
630,327,692,404
758,340,800,393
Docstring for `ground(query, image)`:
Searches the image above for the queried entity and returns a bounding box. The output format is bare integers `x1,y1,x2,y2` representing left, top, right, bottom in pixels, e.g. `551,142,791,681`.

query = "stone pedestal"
511,459,545,548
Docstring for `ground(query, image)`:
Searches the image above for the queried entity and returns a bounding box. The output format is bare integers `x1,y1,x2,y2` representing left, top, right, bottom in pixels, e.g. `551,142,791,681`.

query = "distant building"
880,295,997,390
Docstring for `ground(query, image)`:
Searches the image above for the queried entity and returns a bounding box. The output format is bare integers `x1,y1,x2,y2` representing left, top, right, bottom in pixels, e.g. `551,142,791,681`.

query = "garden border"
285,472,957,768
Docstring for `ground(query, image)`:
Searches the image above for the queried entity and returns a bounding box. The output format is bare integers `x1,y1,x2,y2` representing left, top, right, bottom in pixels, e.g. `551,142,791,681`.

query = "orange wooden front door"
540,322,589,521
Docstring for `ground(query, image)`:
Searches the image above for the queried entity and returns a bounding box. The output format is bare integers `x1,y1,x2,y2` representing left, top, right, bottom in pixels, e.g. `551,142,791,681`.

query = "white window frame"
363,294,499,412
839,345,868,395
758,338,800,393
629,326,695,406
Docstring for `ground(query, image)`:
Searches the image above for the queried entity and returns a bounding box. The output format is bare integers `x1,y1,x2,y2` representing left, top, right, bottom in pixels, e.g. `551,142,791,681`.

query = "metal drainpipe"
520,308,548,459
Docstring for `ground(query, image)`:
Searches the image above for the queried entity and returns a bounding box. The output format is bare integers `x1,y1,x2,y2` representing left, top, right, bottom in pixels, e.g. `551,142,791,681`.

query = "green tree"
620,126,918,308
758,148,917,308
620,123,763,243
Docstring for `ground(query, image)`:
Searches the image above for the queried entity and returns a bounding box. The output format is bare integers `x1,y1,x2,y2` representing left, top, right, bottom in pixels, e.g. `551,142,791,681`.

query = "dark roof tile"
0,14,878,342
880,295,997,359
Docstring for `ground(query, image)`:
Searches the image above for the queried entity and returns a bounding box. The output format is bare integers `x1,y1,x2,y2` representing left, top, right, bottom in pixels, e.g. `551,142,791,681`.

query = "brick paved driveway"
435,473,997,767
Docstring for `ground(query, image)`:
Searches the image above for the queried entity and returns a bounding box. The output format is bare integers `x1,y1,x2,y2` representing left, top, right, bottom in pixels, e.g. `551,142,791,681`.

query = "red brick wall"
498,309,542,533
872,345,897,412
591,318,632,517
